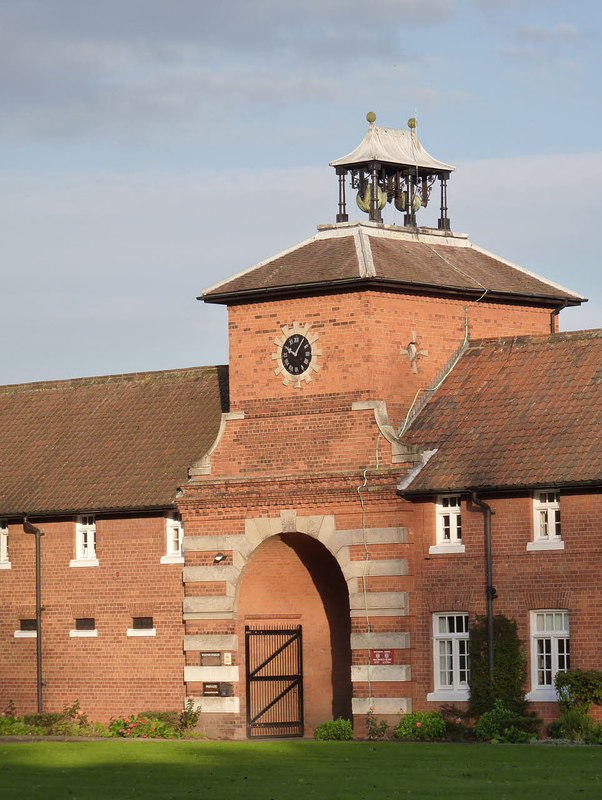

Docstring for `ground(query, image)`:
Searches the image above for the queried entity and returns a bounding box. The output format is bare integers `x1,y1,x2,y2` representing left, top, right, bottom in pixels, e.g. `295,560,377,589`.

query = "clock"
272,321,321,388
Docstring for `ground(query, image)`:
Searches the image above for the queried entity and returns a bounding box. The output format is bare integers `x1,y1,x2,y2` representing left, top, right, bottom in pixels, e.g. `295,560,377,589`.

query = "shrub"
469,615,528,716
313,718,354,741
108,714,181,739
475,699,536,743
0,715,45,736
180,697,200,731
366,710,390,741
439,704,477,742
393,711,446,740
555,670,602,715
23,700,91,736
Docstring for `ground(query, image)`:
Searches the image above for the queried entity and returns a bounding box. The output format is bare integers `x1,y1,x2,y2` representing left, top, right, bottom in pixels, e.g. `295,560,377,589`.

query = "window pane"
75,618,95,631
20,619,37,631
438,640,453,685
132,616,153,630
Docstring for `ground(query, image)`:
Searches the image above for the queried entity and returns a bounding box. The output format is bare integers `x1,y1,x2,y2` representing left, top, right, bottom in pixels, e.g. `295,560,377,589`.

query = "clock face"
282,334,312,375
272,321,321,388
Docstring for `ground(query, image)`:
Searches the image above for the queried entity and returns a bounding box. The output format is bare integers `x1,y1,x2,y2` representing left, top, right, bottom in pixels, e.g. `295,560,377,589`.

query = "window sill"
427,689,469,702
69,629,98,638
69,558,99,568
160,554,184,565
0,561,11,570
526,688,559,703
14,630,37,638
526,539,564,552
429,543,465,555
127,628,156,637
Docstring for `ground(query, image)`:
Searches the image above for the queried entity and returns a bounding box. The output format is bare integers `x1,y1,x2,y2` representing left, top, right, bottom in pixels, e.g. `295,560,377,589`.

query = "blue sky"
1,0,600,384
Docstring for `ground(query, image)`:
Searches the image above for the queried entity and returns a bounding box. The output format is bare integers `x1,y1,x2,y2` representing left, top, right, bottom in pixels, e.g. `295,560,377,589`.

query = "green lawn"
0,740,600,799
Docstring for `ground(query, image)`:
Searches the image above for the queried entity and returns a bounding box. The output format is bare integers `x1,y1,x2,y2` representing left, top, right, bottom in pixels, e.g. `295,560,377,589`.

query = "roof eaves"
469,242,586,302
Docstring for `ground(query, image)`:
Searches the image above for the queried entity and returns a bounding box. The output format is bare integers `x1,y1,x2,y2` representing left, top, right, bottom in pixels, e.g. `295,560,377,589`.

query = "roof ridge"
0,364,224,394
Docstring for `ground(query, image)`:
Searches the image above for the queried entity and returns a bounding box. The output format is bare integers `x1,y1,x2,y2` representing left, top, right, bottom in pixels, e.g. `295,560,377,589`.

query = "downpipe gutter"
470,492,496,683
23,517,44,713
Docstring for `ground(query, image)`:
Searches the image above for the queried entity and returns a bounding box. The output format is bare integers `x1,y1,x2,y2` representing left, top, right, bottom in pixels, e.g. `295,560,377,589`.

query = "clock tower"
179,116,581,739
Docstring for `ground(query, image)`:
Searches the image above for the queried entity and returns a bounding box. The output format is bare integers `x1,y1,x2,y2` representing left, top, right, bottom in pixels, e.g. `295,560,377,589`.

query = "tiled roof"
400,330,602,493
0,366,227,516
202,223,583,306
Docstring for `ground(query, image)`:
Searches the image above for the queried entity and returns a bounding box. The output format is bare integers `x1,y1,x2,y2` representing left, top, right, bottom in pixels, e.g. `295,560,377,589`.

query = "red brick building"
1,119,600,737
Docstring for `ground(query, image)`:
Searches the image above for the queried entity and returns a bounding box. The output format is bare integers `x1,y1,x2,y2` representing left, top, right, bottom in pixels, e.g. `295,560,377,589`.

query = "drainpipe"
23,517,44,713
550,300,569,333
470,492,496,683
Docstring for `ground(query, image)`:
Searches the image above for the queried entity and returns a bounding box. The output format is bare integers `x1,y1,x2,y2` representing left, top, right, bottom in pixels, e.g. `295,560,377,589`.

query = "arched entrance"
237,532,352,737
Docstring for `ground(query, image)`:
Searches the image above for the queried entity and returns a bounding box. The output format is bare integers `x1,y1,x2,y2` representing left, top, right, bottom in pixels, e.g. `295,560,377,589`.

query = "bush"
313,718,354,741
108,714,181,739
0,715,45,736
23,700,91,736
555,670,602,715
475,699,536,743
393,711,446,740
469,615,528,716
439,705,477,742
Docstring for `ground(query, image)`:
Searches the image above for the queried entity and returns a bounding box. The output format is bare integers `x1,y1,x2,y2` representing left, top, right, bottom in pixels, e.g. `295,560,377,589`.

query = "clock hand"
293,341,303,357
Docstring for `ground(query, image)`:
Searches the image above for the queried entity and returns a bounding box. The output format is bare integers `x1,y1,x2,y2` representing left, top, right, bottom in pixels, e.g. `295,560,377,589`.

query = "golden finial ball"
366,111,376,124
408,117,417,129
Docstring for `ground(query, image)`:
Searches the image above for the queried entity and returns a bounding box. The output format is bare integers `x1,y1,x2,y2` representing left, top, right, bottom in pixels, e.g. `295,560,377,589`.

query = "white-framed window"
70,617,98,638
160,513,184,564
127,616,156,637
0,520,10,569
427,612,470,702
430,494,465,554
70,515,99,567
527,490,564,551
527,610,570,701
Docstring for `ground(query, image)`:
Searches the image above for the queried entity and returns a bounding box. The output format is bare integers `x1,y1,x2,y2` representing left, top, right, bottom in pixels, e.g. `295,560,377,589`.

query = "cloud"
0,1,456,145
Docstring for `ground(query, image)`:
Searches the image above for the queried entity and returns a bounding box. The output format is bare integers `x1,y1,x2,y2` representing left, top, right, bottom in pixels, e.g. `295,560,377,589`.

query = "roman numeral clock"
272,322,321,388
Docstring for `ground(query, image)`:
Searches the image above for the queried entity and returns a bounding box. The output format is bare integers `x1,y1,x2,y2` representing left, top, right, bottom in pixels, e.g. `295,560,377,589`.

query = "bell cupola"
330,113,455,230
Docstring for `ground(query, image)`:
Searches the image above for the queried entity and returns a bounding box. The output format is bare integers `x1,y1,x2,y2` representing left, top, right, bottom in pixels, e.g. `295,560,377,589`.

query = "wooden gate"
245,625,303,738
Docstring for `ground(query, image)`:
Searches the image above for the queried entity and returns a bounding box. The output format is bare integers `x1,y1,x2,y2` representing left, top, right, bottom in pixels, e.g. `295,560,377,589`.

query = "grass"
0,740,600,799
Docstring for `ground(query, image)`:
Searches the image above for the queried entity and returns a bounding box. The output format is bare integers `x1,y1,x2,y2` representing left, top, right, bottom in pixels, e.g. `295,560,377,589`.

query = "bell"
356,185,387,213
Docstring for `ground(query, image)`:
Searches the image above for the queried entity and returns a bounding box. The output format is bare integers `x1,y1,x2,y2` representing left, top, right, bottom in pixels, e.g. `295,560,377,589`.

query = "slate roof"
400,330,602,493
0,366,227,517
202,223,583,306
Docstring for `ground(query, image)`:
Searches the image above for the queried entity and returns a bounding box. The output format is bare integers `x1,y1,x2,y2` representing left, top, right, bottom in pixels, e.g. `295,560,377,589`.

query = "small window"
427,612,470,701
127,616,156,637
430,495,465,554
14,618,37,638
70,516,99,567
132,617,153,629
0,520,10,568
161,513,184,564
70,617,98,638
528,491,564,551
528,610,570,701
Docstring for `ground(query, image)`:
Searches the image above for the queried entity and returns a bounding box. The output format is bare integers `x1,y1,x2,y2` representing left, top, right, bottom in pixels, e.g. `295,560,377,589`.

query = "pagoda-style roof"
330,124,455,173
399,330,602,493
0,366,227,516
201,222,584,307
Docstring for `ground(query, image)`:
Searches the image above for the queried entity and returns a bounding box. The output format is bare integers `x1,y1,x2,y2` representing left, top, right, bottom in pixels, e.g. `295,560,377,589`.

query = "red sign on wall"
370,649,393,665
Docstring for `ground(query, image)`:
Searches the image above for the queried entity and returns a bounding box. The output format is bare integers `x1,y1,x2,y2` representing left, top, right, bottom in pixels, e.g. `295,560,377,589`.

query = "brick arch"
236,528,353,732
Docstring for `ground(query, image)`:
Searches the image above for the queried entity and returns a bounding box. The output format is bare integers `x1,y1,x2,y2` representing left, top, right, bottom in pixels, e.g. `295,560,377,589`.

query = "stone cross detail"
400,331,428,373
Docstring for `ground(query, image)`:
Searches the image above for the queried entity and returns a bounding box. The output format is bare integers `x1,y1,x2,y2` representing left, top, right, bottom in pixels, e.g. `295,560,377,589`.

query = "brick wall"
0,513,185,722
